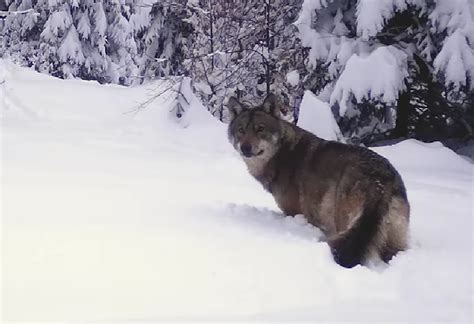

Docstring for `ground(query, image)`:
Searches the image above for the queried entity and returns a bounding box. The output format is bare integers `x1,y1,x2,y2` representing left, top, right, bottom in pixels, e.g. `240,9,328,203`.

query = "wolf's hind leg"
328,201,386,268
380,196,410,262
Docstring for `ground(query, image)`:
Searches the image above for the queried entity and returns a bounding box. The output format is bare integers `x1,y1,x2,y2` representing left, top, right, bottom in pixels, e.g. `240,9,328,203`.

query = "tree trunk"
209,0,214,71
394,90,410,138
265,0,271,95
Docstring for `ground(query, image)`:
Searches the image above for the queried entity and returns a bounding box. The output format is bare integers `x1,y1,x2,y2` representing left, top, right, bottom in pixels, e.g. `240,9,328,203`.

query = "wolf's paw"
329,238,362,268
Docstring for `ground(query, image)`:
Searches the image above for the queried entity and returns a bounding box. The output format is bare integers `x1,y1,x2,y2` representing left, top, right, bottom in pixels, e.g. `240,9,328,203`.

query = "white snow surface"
286,70,300,87
297,91,343,142
1,62,473,322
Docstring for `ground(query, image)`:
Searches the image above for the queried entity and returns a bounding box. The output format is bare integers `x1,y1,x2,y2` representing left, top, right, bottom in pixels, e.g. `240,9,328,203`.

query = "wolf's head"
227,94,283,164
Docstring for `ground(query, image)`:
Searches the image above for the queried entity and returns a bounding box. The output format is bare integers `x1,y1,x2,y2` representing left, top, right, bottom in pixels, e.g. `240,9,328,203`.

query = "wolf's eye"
238,127,245,134
256,124,265,132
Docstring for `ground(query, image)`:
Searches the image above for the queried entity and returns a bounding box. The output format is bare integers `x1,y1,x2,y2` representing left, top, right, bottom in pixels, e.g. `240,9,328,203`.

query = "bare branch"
0,9,37,17
126,77,182,115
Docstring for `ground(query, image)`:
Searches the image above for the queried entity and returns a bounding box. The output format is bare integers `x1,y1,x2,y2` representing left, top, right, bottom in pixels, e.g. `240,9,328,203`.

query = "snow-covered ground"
1,62,473,323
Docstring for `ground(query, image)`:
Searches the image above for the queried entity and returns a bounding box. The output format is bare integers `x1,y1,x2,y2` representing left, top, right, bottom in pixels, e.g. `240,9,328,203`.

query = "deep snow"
1,61,473,322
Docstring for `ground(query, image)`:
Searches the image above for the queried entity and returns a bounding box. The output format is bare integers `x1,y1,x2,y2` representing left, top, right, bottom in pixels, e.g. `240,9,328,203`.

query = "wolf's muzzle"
241,144,253,157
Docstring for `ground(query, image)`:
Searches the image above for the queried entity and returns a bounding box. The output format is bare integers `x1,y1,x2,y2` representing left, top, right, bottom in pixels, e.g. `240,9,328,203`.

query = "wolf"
227,94,410,268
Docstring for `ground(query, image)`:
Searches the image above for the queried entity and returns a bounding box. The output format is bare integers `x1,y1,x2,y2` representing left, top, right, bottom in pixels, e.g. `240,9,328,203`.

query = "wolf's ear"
227,96,244,121
262,93,281,118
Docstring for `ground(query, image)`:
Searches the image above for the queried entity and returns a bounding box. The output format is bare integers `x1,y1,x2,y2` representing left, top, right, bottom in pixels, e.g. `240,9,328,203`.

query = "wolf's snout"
241,143,253,157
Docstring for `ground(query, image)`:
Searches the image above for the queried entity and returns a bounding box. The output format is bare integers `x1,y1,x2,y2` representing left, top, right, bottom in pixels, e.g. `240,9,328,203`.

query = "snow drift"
1,61,472,322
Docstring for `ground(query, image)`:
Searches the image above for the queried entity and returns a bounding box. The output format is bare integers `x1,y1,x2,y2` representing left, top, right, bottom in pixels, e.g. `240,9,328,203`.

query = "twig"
124,78,181,115
0,9,37,18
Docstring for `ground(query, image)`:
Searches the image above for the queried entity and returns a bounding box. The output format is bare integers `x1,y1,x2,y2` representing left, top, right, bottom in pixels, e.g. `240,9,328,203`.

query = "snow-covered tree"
1,0,44,67
1,0,143,84
184,0,305,121
104,0,140,85
133,0,191,80
76,1,108,82
296,0,473,144
39,0,85,78
2,0,472,145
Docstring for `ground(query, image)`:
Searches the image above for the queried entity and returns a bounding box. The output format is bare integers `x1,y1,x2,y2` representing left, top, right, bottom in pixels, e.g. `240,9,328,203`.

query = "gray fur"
227,97,245,121
227,96,410,268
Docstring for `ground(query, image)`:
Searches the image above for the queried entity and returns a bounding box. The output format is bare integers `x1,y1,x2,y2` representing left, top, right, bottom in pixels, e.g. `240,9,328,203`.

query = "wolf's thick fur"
227,95,409,268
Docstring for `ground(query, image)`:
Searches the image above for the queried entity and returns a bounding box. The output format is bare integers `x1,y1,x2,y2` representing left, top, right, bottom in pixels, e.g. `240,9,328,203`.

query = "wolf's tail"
329,198,388,268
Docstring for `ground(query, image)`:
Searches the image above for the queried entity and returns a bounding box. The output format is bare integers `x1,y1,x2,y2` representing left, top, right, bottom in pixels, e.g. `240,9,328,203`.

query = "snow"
294,0,331,66
77,12,91,39
356,0,430,40
58,26,84,65
429,0,474,34
356,0,394,40
330,45,409,117
94,2,107,37
41,9,73,39
430,0,474,90
2,61,473,322
297,90,343,142
286,70,300,87
433,29,474,91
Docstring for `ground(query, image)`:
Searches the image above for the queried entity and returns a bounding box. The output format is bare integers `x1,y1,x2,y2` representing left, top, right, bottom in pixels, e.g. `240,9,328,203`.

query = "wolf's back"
296,137,410,267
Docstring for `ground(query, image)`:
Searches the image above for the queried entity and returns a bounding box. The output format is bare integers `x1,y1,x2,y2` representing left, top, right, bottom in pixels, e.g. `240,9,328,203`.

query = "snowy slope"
1,61,473,323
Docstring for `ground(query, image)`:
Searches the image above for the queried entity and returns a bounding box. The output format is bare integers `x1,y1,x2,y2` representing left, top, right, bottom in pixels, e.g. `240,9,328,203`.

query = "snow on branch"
434,30,474,91
430,0,474,90
356,0,394,40
0,9,38,18
330,46,408,116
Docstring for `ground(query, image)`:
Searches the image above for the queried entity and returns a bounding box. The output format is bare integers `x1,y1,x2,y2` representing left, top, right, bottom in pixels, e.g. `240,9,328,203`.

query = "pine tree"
104,0,139,85
1,0,143,84
39,0,85,78
295,0,473,144
134,0,190,80
1,0,44,67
